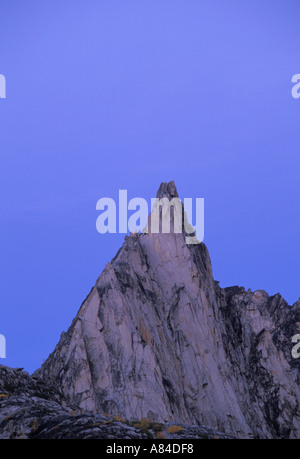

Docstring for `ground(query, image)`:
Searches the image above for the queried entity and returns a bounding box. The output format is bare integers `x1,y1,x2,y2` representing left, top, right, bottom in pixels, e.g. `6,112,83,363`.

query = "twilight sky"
1,0,300,373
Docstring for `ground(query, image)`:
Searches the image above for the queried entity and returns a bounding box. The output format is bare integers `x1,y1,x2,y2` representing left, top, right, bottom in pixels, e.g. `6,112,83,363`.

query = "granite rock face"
33,181,300,439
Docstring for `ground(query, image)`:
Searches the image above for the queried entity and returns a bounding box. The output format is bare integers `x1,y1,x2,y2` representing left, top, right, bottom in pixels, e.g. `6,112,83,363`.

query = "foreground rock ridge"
1,181,299,439
0,365,232,439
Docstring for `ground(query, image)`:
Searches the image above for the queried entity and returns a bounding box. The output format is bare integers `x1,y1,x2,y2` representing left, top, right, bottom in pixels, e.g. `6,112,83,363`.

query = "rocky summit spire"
34,183,300,439
156,180,179,199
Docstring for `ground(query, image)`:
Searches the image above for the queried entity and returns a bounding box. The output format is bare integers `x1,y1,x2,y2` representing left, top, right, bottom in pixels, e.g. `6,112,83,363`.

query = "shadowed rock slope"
31,181,300,439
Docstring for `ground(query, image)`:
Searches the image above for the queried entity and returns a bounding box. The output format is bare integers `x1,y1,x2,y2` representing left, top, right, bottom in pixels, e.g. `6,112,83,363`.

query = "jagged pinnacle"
156,180,179,199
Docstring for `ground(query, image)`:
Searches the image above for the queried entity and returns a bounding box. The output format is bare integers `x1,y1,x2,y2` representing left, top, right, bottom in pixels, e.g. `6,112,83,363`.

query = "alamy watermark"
0,74,6,98
96,191,204,244
291,74,300,99
0,334,6,358
291,334,300,359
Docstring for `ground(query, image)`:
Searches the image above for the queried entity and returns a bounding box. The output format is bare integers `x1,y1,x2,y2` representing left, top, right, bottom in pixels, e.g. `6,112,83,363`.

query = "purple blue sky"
1,1,300,373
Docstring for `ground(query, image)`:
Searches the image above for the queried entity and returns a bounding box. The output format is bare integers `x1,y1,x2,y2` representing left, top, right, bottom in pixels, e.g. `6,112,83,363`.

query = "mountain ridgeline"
33,181,300,439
